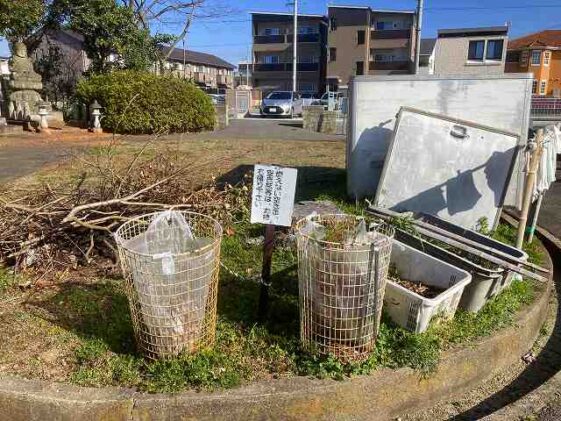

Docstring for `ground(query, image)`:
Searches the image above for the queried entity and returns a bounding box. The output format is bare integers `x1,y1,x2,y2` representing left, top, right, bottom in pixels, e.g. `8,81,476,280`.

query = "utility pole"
247,47,250,86
292,0,298,92
414,0,424,74
182,38,186,79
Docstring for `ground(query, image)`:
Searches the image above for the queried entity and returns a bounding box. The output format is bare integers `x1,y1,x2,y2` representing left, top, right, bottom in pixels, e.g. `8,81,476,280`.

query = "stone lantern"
90,100,103,133
37,101,51,133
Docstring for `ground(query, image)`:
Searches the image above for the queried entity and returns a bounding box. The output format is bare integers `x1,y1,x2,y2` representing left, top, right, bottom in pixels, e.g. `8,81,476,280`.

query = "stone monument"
7,42,44,121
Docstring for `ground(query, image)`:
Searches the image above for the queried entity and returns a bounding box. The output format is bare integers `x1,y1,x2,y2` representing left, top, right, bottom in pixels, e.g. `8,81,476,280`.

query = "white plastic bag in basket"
121,211,213,355
145,210,194,274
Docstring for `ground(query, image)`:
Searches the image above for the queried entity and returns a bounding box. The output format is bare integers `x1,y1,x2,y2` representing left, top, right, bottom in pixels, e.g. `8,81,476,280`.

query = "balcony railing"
217,75,233,85
253,63,286,72
254,35,286,44
371,29,411,40
254,33,320,44
369,60,410,71
253,62,319,72
287,33,320,43
531,96,561,120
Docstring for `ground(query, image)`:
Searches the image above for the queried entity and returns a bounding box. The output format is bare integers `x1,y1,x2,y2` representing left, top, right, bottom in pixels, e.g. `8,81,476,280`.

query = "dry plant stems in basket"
296,214,394,362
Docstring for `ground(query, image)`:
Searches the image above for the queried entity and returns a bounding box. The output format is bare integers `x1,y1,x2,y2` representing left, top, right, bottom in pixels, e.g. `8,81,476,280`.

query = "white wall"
348,74,534,209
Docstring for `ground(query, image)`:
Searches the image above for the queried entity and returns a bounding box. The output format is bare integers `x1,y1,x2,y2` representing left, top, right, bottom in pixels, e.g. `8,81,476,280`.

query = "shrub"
75,70,215,134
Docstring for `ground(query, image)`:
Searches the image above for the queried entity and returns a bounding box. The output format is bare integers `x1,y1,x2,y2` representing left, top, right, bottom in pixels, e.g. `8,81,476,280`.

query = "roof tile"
509,30,561,49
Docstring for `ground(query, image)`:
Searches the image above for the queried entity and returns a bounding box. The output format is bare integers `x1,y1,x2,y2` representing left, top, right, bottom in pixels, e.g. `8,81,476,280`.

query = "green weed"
13,179,540,393
0,267,16,294
492,224,545,265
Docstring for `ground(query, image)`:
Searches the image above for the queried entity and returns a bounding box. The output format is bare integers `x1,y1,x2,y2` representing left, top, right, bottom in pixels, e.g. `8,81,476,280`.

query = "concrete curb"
0,249,553,421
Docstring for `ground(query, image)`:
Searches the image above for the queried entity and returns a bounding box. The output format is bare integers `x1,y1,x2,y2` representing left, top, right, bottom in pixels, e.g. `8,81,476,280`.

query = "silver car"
260,91,303,117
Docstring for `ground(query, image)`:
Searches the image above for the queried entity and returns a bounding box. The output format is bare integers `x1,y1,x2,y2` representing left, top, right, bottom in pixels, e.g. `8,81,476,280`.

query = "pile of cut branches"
0,143,251,279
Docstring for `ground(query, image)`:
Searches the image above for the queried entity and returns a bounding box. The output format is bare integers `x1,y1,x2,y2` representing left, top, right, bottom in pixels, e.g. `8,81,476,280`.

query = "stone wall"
214,104,228,131
303,106,324,131
303,106,341,135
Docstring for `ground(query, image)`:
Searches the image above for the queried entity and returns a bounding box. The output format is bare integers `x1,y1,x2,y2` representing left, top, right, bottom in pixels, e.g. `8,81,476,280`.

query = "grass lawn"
0,137,547,393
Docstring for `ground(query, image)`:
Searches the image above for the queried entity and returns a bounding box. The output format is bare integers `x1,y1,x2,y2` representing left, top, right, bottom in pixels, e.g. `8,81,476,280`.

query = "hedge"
75,70,215,134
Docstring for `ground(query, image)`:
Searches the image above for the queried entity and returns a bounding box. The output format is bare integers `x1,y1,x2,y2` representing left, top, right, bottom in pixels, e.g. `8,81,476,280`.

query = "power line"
425,4,561,12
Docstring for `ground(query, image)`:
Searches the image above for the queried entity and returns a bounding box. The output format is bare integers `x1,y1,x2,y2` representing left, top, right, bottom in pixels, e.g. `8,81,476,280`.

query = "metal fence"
531,96,561,121
295,215,394,361
115,211,222,360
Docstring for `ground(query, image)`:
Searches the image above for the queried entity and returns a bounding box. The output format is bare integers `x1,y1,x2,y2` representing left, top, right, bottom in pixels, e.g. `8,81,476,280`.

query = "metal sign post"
250,164,298,319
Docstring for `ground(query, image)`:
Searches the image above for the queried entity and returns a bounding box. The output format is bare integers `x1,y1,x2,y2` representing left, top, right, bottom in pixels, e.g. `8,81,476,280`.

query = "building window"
374,53,394,62
299,56,317,63
544,51,551,66
357,30,365,45
264,28,281,36
329,47,337,62
356,61,364,76
468,39,504,62
376,21,398,30
330,17,337,31
299,82,316,92
468,40,485,61
540,80,547,95
485,39,504,60
532,79,538,94
520,50,529,66
506,51,520,63
531,50,541,66
298,26,316,34
263,55,279,64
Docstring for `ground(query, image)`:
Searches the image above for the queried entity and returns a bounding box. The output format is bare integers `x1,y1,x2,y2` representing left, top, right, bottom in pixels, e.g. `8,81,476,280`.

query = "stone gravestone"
7,42,44,121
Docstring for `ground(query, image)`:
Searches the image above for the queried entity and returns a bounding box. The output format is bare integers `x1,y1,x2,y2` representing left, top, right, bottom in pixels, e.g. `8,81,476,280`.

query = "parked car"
208,94,225,105
260,91,303,117
313,92,342,109
300,92,318,107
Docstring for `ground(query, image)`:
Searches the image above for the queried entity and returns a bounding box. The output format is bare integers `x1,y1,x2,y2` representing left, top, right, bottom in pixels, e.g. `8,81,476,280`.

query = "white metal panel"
347,74,533,209
374,108,520,229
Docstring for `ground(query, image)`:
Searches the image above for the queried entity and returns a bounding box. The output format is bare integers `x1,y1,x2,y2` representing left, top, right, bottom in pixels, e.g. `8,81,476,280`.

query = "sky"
2,0,561,65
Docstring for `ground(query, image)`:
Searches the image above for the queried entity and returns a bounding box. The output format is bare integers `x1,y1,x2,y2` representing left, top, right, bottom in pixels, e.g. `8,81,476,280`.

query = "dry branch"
0,143,251,281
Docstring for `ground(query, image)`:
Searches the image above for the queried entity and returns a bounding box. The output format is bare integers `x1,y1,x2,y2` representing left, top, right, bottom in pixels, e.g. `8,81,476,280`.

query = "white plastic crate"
383,241,472,333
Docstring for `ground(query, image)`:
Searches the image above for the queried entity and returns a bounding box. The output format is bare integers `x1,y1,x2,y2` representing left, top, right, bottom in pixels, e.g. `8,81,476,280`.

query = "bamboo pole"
516,129,544,249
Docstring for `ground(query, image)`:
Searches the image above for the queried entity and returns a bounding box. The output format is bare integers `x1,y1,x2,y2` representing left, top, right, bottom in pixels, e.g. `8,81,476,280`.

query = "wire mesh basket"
115,211,222,360
295,214,394,361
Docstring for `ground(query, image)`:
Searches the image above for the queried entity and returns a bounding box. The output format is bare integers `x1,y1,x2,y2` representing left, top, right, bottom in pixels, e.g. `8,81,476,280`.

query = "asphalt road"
186,118,344,142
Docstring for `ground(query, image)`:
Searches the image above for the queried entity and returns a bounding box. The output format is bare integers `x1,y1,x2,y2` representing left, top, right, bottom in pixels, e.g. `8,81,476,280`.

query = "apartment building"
160,47,235,91
326,5,417,91
235,62,252,87
251,12,328,95
432,26,509,76
418,38,436,74
32,30,234,92
506,30,561,96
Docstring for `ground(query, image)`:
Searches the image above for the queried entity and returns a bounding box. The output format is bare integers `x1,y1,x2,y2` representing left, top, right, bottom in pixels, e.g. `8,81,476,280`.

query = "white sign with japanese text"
250,164,298,227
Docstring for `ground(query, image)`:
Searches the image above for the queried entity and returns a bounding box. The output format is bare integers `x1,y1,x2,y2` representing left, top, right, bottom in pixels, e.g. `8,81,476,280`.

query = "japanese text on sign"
250,164,297,227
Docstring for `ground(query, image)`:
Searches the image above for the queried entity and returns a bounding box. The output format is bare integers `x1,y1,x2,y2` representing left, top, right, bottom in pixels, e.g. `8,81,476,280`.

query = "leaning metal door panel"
374,107,520,229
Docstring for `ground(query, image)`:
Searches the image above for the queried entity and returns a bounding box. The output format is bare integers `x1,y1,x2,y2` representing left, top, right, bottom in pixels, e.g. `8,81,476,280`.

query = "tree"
34,44,78,103
67,0,169,73
0,0,45,43
117,0,231,61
